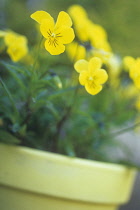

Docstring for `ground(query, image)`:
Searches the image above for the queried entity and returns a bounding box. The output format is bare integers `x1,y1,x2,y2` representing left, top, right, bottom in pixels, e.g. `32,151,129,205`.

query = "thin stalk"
111,121,140,136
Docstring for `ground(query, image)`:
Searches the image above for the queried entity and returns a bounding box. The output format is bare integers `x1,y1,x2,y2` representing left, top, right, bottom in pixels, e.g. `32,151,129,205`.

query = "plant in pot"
0,4,139,210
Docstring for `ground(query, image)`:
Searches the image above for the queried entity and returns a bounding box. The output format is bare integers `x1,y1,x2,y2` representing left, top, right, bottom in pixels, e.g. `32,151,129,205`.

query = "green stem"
111,121,140,136
0,77,19,118
51,83,80,153
21,37,44,125
32,36,44,72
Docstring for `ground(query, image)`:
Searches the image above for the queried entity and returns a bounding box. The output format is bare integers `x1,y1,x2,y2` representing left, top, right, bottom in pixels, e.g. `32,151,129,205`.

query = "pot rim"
0,143,137,204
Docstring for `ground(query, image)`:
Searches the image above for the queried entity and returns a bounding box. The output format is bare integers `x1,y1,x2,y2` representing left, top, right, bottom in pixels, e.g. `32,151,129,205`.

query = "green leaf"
1,61,29,75
47,85,80,100
0,130,20,144
1,61,28,92
0,77,19,120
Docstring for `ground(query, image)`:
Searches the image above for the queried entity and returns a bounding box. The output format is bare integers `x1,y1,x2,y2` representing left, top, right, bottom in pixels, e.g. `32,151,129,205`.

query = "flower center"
51,33,56,38
47,29,62,47
87,76,97,88
89,76,93,81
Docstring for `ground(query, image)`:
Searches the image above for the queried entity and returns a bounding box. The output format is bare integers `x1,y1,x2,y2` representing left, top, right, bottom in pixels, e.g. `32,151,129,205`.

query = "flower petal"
74,59,88,73
93,69,108,85
123,56,135,70
30,11,54,24
79,71,89,85
88,57,102,73
85,83,102,95
134,77,140,89
7,45,27,62
55,11,73,29
68,5,88,21
55,26,75,44
40,19,55,38
4,32,18,46
44,39,65,55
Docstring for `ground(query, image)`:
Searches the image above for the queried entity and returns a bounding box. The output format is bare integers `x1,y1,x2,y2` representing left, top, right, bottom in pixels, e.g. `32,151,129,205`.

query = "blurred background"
0,0,140,209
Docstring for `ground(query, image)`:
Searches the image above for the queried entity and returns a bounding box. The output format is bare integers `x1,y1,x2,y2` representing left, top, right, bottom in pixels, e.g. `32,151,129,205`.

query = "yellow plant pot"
0,143,136,210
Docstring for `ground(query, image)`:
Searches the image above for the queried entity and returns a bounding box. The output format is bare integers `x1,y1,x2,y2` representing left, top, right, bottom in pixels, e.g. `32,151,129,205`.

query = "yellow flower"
68,4,88,21
68,5,90,42
125,57,140,89
123,56,140,89
123,56,135,71
3,31,28,62
135,97,140,111
74,57,108,95
30,11,75,55
88,23,112,53
66,41,86,61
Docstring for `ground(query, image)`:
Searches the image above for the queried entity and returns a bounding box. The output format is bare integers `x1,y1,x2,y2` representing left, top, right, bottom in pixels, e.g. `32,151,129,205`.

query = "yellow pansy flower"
74,57,108,95
1,31,28,62
4,32,28,62
30,11,75,55
68,4,112,63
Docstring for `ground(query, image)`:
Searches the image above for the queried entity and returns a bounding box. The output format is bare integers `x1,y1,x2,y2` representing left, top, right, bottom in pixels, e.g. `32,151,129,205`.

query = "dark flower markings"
47,29,62,47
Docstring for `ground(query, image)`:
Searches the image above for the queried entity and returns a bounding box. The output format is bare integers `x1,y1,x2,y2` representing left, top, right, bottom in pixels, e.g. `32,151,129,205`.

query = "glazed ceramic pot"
0,143,137,210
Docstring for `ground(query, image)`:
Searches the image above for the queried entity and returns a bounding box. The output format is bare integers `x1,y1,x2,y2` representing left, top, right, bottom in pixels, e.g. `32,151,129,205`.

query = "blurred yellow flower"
130,58,139,79
66,41,86,61
74,57,108,95
2,31,28,62
107,55,122,88
135,96,140,111
68,4,88,20
123,56,140,89
134,72,140,89
68,4,112,63
123,56,135,71
31,11,75,55
125,57,140,89
68,5,88,41
88,23,112,53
